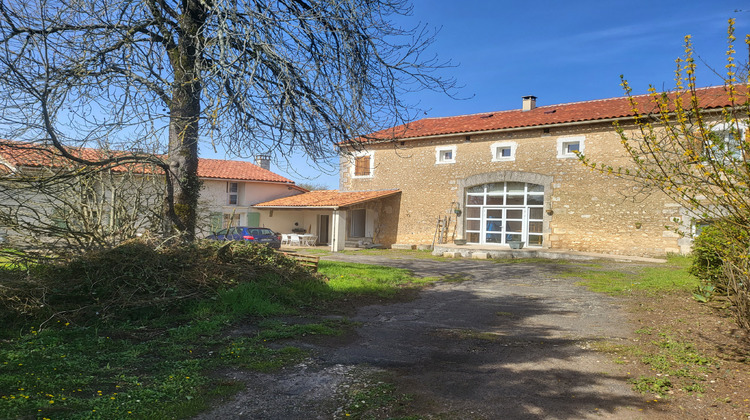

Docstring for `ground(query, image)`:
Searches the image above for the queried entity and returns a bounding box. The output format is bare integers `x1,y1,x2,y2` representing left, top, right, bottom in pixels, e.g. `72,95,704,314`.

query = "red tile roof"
254,189,401,208
360,85,748,142
0,141,295,184
196,158,294,183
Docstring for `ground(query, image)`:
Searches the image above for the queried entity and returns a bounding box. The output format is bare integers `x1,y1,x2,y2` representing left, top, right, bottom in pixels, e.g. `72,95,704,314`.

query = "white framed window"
351,151,374,178
227,182,239,205
710,121,746,160
491,141,517,162
557,136,585,159
435,145,456,164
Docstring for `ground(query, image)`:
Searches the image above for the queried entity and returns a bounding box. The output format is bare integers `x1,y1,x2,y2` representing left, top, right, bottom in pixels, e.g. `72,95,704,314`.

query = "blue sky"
225,0,750,189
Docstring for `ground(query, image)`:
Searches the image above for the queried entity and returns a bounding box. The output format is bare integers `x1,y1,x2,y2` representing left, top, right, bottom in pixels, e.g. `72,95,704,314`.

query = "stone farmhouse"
315,85,743,257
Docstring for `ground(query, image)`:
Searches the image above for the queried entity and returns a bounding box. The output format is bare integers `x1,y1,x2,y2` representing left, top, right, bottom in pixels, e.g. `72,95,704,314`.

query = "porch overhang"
253,189,401,252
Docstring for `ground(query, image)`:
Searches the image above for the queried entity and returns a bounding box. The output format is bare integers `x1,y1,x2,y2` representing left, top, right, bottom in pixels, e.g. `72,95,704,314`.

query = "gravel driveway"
196,255,654,419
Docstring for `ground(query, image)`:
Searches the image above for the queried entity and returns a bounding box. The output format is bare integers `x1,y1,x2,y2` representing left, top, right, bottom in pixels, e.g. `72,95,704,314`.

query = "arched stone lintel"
455,171,554,247
458,171,554,191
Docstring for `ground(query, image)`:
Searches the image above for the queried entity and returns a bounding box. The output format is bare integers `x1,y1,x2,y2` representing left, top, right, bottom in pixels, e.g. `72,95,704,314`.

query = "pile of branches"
0,238,323,328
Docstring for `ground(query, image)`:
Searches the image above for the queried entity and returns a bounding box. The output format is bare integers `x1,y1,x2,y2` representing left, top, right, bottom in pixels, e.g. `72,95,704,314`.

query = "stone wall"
340,122,685,257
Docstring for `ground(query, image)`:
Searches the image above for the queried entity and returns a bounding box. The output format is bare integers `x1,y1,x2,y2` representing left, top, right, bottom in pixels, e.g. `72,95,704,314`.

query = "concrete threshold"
433,244,667,263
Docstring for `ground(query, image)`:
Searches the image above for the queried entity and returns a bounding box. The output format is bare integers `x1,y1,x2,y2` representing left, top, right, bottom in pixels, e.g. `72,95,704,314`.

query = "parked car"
207,227,282,249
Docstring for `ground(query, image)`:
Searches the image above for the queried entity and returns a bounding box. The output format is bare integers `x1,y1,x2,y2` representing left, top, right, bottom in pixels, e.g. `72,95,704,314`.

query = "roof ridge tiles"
413,85,733,121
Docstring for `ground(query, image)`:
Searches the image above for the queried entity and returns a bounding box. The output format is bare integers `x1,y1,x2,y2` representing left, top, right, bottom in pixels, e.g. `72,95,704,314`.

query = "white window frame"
227,182,239,205
435,145,456,164
350,150,374,178
710,121,746,160
557,136,585,159
491,141,517,162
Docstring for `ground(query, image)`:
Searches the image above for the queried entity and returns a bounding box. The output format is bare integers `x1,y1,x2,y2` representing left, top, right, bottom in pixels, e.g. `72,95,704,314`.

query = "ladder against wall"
432,215,452,246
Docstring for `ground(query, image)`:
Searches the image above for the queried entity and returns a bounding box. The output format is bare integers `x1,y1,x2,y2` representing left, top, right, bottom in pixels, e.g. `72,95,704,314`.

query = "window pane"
506,220,522,232
529,208,544,220
507,182,524,193
506,195,524,205
528,221,543,233
506,209,523,219
465,207,481,218
467,195,484,205
486,220,503,232
527,184,544,192
229,182,238,193
467,185,484,193
528,235,543,246
527,195,544,205
486,209,503,219
467,232,479,243
486,233,503,243
487,183,504,193
466,219,481,230
506,234,522,242
565,142,580,153
486,196,504,205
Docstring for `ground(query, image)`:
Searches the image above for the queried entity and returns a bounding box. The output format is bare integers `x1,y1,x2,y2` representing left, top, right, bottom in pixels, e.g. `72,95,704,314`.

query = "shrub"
690,224,732,295
689,220,750,330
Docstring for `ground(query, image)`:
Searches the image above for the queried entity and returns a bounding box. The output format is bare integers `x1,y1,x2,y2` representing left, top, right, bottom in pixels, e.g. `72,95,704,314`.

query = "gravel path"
196,255,654,419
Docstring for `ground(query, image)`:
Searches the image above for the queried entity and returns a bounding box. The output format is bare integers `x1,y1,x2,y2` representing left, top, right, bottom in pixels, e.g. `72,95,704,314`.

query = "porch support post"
330,209,347,252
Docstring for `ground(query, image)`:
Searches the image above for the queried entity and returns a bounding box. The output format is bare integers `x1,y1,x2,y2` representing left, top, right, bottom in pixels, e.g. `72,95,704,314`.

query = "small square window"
435,146,456,164
354,155,371,176
491,141,517,162
557,136,585,158
351,151,374,178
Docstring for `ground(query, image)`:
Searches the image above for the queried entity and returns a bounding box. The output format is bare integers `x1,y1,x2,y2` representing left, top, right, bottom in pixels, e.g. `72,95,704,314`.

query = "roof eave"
253,205,340,210
340,106,734,147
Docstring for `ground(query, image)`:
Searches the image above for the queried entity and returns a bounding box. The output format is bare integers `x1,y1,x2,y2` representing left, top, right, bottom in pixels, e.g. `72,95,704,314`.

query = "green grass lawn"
0,247,704,419
564,254,698,295
0,257,437,420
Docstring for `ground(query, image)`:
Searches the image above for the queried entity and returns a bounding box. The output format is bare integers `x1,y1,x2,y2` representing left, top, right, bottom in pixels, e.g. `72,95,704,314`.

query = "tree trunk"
167,0,206,241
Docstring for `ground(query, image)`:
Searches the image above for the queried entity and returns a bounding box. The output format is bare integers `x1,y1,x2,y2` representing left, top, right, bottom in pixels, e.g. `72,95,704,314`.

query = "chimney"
254,153,271,170
522,95,537,112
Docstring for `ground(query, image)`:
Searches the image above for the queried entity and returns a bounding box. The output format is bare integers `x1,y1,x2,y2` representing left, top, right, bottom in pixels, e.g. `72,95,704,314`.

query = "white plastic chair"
281,234,289,245
289,234,301,246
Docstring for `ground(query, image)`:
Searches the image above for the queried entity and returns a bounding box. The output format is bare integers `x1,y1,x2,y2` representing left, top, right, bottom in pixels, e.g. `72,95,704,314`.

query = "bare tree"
0,0,455,241
0,142,166,254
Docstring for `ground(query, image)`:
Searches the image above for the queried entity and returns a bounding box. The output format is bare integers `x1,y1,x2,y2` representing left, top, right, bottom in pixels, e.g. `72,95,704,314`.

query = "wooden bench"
280,252,320,272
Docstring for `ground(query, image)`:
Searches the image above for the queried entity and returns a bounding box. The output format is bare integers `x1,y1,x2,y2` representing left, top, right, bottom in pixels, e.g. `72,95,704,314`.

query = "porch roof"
253,189,400,209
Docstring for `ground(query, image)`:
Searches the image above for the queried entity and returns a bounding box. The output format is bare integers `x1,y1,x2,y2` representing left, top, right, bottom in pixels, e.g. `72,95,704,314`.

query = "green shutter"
247,212,260,227
210,212,223,232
